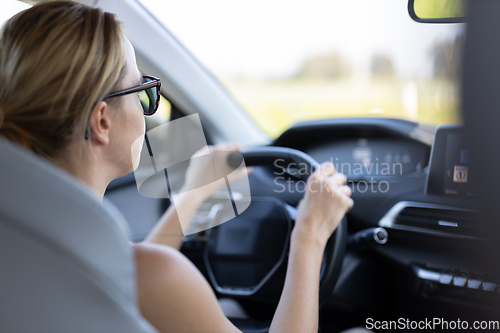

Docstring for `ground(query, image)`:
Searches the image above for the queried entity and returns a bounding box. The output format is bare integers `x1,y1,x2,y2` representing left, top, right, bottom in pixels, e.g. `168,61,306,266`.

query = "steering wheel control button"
482,282,497,292
452,276,467,287
438,273,453,285
467,279,482,289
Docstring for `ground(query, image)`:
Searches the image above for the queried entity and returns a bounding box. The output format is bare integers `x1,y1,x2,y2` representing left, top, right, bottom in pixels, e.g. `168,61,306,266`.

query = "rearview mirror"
408,0,467,23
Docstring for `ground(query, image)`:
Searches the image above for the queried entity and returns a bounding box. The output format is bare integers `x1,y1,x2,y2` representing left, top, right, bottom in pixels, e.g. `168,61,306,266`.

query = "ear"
89,101,111,146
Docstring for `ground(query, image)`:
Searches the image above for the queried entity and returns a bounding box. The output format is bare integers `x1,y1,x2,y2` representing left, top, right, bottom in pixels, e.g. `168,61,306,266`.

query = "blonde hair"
0,0,126,158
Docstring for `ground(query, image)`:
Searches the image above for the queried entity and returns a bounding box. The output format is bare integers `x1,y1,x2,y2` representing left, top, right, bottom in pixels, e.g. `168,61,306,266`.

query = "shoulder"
133,243,240,333
133,242,201,291
134,242,191,272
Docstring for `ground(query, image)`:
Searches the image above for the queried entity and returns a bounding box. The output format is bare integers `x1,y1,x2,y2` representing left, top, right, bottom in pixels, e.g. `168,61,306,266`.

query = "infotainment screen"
426,125,477,197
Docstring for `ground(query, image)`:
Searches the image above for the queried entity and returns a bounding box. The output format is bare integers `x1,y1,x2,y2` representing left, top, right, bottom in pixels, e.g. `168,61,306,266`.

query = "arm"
268,234,324,333
136,162,352,333
143,191,204,249
269,162,353,333
143,143,247,249
135,242,241,333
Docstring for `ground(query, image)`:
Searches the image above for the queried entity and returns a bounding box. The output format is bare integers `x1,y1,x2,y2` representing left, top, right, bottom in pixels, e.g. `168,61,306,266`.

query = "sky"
139,0,465,80
2,0,465,80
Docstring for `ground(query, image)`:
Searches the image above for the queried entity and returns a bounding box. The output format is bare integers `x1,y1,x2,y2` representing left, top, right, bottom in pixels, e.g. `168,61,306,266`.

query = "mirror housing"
408,0,467,23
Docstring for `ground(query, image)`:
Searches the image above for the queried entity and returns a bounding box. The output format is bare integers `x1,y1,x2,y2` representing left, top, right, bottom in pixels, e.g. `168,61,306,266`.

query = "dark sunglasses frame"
85,75,162,140
104,75,161,116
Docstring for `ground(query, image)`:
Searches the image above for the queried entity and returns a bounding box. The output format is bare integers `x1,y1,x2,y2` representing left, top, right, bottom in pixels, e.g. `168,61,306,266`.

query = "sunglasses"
104,75,161,116
84,75,162,140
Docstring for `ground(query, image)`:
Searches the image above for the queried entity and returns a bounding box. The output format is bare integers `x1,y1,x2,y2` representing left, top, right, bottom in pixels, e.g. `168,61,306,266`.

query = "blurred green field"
226,78,461,137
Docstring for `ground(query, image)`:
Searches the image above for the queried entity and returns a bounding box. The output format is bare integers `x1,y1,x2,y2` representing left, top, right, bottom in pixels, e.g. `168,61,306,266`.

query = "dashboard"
267,118,493,314
307,137,429,176
272,118,432,182
105,117,495,324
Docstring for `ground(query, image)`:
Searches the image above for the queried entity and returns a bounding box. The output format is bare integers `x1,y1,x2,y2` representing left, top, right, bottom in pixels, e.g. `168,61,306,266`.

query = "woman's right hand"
293,162,354,249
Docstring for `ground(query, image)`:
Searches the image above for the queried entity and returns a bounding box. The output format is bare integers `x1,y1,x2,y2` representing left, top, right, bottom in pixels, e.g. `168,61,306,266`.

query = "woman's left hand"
181,143,251,203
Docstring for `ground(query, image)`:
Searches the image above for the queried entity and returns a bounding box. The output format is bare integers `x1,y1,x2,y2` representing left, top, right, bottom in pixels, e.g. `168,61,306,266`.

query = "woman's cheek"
131,134,144,171
129,96,146,171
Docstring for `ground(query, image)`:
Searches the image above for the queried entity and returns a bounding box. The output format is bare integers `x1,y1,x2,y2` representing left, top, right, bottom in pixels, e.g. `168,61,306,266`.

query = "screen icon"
453,165,468,183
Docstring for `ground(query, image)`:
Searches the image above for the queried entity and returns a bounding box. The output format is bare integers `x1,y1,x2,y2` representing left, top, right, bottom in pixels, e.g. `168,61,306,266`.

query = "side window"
145,95,171,130
0,1,31,27
144,88,213,145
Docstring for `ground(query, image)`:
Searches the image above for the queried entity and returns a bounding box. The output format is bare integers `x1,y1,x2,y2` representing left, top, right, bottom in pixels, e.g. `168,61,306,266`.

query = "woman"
0,1,353,332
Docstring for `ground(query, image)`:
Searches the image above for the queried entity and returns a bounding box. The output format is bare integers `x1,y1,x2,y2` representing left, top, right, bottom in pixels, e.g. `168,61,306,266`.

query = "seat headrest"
0,137,135,298
0,137,156,332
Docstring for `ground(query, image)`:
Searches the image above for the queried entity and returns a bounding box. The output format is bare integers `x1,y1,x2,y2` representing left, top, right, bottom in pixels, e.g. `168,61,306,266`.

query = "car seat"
0,137,157,332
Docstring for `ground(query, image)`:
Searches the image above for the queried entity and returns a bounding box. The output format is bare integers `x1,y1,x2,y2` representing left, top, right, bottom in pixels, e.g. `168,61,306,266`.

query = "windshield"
145,1,462,137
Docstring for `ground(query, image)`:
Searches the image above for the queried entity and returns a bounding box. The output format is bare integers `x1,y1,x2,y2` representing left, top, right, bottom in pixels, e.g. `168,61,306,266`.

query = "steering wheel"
204,147,347,308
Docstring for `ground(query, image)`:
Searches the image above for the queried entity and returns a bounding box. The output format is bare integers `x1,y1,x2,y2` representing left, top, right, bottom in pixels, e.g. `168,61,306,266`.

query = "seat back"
0,138,156,332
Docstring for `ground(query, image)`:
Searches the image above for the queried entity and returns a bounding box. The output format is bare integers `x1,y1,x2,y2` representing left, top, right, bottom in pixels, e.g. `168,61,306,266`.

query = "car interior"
1,0,499,332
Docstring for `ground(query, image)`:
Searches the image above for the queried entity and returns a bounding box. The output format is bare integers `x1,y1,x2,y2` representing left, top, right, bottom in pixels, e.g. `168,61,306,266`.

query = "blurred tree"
294,52,351,80
432,34,464,79
370,54,395,79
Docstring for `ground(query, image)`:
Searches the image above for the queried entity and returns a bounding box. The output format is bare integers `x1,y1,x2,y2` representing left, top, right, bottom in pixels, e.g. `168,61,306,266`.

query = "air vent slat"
394,206,480,238
399,208,478,226
396,215,435,226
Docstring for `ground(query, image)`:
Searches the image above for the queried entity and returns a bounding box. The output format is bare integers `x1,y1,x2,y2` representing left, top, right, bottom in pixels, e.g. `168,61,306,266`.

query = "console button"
467,279,482,289
439,273,453,285
453,276,467,287
482,282,497,291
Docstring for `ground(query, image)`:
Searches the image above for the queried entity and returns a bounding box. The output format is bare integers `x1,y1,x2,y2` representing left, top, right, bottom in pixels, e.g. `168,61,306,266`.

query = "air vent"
379,201,482,239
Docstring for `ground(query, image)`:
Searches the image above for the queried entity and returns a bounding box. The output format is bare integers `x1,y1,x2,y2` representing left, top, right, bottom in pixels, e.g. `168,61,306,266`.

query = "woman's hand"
293,161,353,249
145,143,251,249
182,143,251,202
